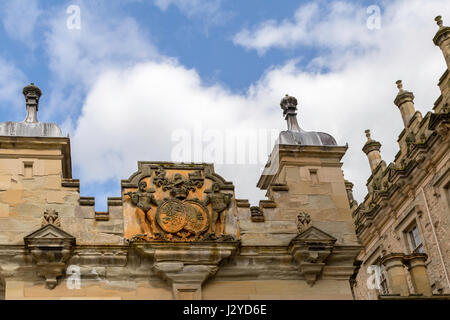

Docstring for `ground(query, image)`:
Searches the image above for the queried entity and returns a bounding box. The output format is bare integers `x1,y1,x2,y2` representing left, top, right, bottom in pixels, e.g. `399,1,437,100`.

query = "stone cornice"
258,144,347,189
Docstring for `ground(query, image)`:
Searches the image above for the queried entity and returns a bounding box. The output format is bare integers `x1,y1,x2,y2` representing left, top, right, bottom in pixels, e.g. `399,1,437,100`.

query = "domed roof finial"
280,94,298,115
0,82,63,137
280,94,301,132
276,93,337,146
23,83,42,112
23,82,42,98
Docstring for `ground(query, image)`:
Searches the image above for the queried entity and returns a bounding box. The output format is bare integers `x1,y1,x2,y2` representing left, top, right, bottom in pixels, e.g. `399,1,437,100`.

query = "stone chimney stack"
433,15,450,70
362,129,382,173
22,83,42,124
394,80,416,127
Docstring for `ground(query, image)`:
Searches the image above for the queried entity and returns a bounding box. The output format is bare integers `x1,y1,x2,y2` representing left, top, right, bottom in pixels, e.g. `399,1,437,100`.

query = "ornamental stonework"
123,163,237,243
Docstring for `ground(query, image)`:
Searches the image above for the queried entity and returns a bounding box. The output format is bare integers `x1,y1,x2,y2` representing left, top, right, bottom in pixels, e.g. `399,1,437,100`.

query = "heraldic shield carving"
122,162,239,242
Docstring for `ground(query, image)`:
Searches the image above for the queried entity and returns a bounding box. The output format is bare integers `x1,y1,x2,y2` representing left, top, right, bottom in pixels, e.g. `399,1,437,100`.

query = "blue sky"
0,0,448,210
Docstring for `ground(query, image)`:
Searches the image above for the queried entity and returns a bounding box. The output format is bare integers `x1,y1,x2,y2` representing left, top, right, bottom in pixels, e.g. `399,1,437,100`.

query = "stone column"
405,254,432,296
433,16,450,70
362,130,382,172
394,80,416,128
381,253,409,296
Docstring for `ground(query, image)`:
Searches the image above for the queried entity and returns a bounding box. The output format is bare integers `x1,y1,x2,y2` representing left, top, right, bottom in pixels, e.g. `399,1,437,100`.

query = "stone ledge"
107,197,122,207
259,200,276,208
79,197,95,206
235,199,250,208
61,179,80,190
95,212,109,221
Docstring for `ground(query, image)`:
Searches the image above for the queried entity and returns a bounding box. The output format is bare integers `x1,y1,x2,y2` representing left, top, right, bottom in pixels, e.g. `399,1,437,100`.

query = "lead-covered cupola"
277,94,337,146
0,83,63,137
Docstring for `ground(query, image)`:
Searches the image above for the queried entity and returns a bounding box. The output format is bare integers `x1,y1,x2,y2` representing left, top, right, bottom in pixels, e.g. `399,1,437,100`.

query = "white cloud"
1,0,42,46
70,0,449,208
243,1,450,200
154,0,219,15
0,58,27,114
72,60,274,204
233,1,379,55
40,1,160,124
152,0,229,26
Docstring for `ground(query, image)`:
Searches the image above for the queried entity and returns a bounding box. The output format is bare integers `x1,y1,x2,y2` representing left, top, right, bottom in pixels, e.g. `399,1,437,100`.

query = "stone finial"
280,94,302,132
23,83,42,97
23,83,42,110
280,94,298,116
393,80,416,127
42,209,61,227
435,15,443,28
365,129,372,141
362,130,382,172
296,212,311,233
396,80,403,92
433,15,450,69
363,129,381,151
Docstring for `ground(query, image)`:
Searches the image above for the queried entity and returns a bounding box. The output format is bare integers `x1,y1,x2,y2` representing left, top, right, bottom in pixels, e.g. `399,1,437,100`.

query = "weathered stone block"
46,191,67,204
0,203,9,218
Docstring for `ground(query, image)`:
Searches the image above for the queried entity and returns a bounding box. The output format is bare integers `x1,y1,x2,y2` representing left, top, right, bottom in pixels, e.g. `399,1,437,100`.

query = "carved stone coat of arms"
122,163,238,242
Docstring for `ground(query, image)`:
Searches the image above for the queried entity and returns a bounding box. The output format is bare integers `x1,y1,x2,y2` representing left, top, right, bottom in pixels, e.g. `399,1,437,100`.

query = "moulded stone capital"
380,253,404,270
394,91,415,108
362,140,381,155
404,253,428,269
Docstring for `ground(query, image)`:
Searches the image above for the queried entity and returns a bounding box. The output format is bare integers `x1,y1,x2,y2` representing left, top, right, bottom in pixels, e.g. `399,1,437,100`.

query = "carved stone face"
173,173,184,185
139,181,147,192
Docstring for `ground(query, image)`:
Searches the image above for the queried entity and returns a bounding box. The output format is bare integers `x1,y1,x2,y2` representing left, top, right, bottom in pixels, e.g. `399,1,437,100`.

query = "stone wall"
352,67,450,299
0,137,124,246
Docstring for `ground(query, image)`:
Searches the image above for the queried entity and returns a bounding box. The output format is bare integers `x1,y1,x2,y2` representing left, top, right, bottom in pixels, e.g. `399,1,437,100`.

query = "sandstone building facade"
351,16,450,300
0,17,448,301
0,87,360,300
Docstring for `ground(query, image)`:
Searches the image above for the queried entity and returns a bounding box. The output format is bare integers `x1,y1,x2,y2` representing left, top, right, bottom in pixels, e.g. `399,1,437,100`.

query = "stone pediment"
24,224,75,289
24,224,75,246
291,226,337,244
289,226,337,287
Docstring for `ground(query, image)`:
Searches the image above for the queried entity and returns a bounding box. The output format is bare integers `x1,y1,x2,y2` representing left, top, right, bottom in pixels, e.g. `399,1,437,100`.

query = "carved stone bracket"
24,224,75,289
134,241,239,299
289,226,337,286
